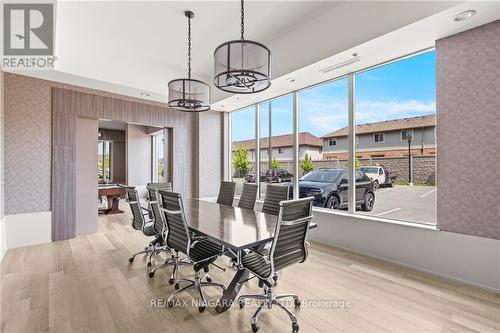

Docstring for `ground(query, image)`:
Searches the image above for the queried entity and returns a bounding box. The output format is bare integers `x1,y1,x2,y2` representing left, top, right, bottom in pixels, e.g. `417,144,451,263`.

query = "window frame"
401,129,414,141
328,138,337,147
373,132,385,143
227,47,436,228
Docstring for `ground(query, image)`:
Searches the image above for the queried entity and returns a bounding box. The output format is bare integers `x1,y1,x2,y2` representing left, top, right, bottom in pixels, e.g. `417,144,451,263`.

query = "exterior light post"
407,134,413,186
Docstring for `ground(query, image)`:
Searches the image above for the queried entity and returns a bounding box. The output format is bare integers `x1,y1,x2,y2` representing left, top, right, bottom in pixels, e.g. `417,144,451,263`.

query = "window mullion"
348,73,356,213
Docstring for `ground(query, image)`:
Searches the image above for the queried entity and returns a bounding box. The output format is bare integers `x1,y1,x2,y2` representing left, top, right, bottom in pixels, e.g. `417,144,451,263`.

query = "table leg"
106,195,124,214
215,268,250,313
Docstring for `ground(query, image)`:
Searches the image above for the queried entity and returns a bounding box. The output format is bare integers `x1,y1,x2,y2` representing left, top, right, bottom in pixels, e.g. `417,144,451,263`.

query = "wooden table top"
183,199,316,251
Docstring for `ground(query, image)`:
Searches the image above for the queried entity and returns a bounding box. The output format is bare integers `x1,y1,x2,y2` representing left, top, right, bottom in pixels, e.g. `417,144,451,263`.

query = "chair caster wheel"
294,299,301,308
174,283,180,290
251,324,260,332
149,271,155,278
128,257,134,263
239,301,244,309
206,277,212,283
168,278,175,285
198,306,205,313
292,323,299,332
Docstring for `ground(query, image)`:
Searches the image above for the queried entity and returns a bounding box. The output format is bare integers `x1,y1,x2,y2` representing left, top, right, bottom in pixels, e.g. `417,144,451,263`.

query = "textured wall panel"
4,74,52,214
436,20,500,239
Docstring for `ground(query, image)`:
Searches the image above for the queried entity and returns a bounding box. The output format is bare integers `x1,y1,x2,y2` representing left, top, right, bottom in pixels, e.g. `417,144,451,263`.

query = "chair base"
167,270,226,312
128,237,172,270
238,284,301,332
149,253,192,282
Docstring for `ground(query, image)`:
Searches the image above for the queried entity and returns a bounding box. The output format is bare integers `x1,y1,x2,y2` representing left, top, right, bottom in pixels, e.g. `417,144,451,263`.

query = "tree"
232,146,252,177
346,157,362,170
355,157,362,170
271,158,280,169
300,154,314,175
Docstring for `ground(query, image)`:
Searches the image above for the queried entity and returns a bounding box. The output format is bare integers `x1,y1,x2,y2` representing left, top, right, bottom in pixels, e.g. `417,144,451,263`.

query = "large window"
298,77,349,210
228,50,436,225
354,50,436,224
98,140,112,182
231,106,256,196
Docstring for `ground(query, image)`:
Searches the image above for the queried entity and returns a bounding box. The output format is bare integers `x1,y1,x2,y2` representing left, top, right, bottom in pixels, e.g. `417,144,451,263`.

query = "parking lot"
236,180,436,225
357,185,436,225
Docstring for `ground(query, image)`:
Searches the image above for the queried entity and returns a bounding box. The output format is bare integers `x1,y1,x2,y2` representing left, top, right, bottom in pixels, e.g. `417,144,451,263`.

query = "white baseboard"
0,216,6,262
4,211,51,249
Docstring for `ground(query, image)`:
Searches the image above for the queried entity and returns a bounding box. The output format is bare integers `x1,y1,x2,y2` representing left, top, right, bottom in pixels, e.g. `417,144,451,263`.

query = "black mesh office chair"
159,190,227,312
216,181,236,206
126,188,163,267
147,186,191,279
238,197,314,333
261,184,290,215
238,183,258,210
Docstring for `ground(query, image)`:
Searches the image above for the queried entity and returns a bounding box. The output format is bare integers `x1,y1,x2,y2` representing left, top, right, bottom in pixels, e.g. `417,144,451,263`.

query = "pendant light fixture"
168,11,210,112
213,0,271,94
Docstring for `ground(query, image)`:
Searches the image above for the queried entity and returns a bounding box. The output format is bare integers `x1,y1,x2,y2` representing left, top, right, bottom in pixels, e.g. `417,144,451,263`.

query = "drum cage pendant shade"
213,0,271,94
168,11,210,112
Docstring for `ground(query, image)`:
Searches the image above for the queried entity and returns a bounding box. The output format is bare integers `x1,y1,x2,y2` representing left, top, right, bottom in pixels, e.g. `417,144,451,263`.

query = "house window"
401,129,414,141
328,138,337,146
278,148,283,154
373,133,384,143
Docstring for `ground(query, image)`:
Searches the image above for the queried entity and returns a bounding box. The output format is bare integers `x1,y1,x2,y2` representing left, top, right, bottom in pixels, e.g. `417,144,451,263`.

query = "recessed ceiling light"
287,78,296,83
454,10,476,22
140,92,150,97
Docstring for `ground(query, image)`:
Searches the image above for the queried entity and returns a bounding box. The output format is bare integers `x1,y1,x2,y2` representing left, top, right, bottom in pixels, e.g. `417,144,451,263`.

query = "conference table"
181,199,317,313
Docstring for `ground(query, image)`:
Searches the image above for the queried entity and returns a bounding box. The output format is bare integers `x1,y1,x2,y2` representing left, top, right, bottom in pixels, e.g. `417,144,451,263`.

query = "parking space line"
377,187,401,193
419,189,436,198
375,208,402,216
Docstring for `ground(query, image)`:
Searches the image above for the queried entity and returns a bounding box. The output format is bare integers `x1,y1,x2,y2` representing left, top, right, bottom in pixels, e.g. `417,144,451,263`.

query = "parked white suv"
359,166,397,189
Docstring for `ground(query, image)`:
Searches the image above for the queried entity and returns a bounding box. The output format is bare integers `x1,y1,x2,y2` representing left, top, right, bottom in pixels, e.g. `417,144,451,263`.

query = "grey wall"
76,117,98,235
4,73,52,214
0,69,4,219
194,111,223,198
0,69,5,257
127,124,152,187
323,127,436,153
436,20,500,240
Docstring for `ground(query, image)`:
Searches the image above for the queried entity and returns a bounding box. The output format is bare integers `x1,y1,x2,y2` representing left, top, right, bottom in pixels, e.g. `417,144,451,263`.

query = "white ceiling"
5,1,499,110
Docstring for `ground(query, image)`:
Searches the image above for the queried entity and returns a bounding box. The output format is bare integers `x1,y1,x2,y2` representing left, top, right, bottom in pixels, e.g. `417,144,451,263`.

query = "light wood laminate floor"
1,206,499,333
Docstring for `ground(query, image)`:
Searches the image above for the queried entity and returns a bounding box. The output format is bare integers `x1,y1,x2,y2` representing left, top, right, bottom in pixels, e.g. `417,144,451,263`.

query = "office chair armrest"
189,235,208,248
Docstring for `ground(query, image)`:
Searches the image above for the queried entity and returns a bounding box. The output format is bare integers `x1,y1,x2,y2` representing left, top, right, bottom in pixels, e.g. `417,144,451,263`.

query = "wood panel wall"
52,88,195,241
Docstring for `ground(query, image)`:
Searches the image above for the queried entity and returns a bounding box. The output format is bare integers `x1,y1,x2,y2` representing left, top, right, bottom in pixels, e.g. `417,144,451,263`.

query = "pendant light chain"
187,14,192,79
240,0,245,40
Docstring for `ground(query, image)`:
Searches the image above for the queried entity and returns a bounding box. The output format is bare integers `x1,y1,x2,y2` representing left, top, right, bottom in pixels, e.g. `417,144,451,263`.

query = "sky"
232,50,436,142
